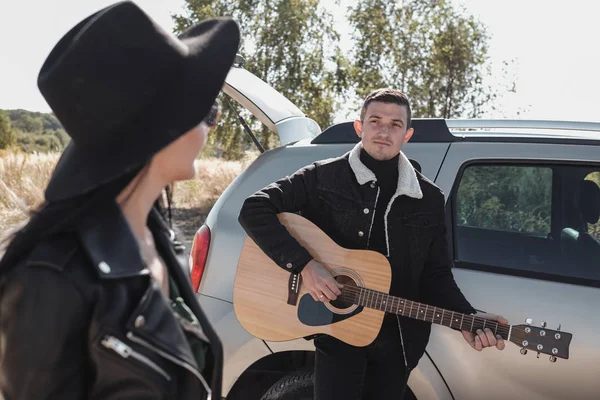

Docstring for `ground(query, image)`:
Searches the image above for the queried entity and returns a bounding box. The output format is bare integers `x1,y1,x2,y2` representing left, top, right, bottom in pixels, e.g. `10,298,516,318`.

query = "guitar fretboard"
343,287,509,340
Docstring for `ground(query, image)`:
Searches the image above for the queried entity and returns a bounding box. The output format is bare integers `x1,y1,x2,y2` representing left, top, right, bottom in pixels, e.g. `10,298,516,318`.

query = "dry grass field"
2,149,598,250
0,149,255,244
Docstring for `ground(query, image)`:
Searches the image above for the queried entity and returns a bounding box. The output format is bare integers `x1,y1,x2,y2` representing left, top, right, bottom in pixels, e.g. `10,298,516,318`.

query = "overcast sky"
1,0,598,123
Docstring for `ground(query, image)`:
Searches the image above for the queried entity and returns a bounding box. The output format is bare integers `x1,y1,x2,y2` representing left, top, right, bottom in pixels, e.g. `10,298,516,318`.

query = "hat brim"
44,18,240,202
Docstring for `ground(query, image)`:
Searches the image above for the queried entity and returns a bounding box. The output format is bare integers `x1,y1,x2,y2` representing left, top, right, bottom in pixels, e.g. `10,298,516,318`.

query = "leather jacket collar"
76,200,149,280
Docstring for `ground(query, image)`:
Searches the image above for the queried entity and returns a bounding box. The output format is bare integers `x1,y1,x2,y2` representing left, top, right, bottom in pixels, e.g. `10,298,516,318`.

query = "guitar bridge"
287,273,302,305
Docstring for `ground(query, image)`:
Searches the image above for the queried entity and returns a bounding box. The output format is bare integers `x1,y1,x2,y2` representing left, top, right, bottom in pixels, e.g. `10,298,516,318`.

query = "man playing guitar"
238,88,506,399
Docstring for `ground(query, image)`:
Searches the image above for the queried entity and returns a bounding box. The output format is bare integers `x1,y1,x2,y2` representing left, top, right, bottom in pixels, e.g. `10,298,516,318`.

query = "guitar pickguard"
297,294,364,326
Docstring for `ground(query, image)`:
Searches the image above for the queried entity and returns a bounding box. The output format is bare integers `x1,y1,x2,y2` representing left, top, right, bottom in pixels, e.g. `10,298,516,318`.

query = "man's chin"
363,144,398,161
371,150,395,161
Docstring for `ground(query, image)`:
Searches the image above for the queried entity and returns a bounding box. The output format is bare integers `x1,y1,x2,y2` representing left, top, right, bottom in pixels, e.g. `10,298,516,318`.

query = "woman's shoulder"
0,231,97,309
2,231,96,289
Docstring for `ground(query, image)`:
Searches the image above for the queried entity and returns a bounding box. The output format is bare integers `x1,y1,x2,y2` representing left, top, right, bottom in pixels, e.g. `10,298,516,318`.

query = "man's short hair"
360,88,412,128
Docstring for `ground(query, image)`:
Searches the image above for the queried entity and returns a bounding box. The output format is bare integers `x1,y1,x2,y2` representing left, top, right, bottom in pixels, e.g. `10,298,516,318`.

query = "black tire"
259,370,418,400
260,370,314,400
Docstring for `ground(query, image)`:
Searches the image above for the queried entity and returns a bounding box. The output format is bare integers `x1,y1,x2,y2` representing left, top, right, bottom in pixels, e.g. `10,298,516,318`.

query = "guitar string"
333,290,553,346
333,287,539,339
333,291,514,336
323,288,566,355
302,288,564,356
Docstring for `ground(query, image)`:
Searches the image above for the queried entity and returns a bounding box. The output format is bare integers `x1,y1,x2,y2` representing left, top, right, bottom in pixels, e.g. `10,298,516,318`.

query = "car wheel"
259,369,418,400
260,370,314,400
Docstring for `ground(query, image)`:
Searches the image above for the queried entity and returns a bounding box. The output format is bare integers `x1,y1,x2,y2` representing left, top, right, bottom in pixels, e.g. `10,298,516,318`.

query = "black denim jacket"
238,143,476,369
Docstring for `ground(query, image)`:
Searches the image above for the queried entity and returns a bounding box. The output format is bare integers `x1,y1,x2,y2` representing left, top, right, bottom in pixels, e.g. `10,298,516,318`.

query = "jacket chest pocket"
316,189,358,233
401,212,443,264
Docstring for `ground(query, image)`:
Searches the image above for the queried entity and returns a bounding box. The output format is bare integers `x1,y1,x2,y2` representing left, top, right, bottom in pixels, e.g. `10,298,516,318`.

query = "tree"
12,114,43,133
0,109,15,149
348,0,500,119
172,0,347,159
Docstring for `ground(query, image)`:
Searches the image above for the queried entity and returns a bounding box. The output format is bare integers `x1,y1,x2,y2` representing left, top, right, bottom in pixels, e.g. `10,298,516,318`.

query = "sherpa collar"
348,142,423,200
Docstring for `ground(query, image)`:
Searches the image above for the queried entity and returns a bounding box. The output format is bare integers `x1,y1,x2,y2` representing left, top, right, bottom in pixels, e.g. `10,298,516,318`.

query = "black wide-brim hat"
38,1,240,202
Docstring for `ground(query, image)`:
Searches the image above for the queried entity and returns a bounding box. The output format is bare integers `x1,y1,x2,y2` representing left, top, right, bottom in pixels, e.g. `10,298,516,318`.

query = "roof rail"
446,119,600,132
311,119,454,144
310,118,600,146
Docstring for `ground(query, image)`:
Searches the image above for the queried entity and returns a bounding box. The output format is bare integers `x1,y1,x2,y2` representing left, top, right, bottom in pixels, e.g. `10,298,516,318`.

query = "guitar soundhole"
330,275,357,310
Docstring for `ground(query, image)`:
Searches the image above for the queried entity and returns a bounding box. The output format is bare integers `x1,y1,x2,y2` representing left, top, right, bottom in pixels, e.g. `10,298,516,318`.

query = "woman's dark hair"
0,164,147,270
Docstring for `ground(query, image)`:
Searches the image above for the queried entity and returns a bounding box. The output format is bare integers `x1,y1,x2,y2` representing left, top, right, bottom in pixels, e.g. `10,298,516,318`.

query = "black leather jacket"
0,202,221,400
238,144,476,369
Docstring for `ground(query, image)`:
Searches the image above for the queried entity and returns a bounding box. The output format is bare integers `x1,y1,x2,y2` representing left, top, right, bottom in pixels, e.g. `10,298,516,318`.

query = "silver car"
189,61,600,400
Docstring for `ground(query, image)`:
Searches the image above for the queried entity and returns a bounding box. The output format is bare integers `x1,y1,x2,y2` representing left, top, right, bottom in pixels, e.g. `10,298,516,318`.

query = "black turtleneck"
360,148,399,255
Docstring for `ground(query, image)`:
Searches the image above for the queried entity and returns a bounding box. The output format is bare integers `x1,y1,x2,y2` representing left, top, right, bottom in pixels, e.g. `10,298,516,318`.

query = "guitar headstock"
509,319,572,362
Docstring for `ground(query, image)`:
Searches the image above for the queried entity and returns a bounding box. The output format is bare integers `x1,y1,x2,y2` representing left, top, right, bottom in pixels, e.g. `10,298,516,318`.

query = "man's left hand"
462,312,508,351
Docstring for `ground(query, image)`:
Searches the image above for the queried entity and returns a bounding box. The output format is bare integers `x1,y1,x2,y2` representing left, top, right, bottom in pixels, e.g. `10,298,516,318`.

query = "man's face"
354,101,414,161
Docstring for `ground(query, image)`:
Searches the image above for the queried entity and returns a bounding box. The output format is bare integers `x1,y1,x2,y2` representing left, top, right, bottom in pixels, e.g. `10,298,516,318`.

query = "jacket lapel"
77,202,199,371
126,279,199,369
77,201,148,279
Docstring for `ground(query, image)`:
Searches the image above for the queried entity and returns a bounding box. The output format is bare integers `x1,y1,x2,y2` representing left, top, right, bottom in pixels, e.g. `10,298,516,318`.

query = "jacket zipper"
101,335,171,382
126,332,212,396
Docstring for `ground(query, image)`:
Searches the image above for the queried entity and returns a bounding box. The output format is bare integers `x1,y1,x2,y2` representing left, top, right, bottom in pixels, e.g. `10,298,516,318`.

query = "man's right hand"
300,260,343,302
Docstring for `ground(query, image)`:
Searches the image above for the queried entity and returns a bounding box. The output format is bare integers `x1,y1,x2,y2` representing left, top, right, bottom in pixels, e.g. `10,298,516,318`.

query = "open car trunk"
222,63,321,147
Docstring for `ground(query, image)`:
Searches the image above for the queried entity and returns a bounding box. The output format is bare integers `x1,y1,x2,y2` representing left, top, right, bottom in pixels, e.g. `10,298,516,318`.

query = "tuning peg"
520,348,528,355
525,318,533,325
550,356,557,363
557,324,561,331
537,352,540,359
541,321,547,328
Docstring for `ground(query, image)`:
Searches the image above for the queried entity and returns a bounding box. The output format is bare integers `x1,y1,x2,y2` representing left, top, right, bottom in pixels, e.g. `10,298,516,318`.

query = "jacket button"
286,263,293,269
358,231,364,237
135,315,145,328
98,262,111,274
363,208,370,214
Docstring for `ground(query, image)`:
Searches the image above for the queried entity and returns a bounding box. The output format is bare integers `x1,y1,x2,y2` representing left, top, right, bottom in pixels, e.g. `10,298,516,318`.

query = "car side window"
456,165,552,235
453,163,600,284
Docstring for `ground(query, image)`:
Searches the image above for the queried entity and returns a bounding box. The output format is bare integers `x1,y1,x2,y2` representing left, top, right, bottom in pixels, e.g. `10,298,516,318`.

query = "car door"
428,140,600,400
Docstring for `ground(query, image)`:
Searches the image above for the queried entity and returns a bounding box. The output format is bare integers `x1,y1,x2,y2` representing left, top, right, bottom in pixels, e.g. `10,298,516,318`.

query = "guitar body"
233,212,392,347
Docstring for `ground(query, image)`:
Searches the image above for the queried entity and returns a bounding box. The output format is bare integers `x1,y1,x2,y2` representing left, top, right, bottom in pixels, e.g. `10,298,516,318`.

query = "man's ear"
353,120,363,138
404,127,414,144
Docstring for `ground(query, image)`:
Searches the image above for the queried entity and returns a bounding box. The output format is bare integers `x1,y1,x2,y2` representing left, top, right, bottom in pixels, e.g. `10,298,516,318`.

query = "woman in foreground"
0,1,239,399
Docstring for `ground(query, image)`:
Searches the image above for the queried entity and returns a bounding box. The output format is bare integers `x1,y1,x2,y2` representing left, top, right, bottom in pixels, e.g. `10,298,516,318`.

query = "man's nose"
379,125,392,135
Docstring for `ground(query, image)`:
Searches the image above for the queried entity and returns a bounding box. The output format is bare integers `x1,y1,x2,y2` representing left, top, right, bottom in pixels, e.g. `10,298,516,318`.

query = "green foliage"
12,114,43,133
173,0,503,159
15,132,63,153
0,109,15,149
349,0,496,119
3,109,68,153
173,0,349,159
457,166,552,234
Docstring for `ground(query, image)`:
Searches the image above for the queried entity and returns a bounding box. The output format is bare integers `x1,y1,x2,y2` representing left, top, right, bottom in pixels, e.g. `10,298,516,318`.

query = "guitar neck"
342,287,511,340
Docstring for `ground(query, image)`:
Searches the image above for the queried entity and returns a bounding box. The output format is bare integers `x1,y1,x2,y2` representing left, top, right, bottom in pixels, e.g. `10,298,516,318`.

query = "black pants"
314,317,410,400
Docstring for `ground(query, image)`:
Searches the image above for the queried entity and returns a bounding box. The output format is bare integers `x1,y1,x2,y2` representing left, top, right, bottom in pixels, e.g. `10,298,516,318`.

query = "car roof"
311,119,600,146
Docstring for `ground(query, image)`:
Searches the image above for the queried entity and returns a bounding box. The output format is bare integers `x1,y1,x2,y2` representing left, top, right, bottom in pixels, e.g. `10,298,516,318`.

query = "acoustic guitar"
233,212,572,362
